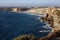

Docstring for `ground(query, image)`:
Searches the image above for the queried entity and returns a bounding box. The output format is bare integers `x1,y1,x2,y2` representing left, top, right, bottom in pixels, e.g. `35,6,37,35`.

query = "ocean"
0,11,51,40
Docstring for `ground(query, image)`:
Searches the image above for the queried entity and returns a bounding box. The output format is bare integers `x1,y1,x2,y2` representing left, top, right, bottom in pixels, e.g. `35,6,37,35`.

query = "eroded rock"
40,8,60,40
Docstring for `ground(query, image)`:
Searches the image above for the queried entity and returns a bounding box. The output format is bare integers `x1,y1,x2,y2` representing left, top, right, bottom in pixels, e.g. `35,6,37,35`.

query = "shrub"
13,34,37,40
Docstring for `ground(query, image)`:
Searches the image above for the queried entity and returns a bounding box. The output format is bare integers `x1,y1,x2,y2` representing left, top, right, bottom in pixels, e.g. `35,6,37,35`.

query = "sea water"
0,11,51,40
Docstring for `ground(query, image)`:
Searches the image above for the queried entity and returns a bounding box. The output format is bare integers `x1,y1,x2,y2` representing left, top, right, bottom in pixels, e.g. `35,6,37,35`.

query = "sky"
0,0,60,7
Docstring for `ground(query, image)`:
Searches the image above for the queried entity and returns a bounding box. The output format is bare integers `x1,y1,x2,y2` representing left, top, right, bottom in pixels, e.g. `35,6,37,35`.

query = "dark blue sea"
0,11,51,40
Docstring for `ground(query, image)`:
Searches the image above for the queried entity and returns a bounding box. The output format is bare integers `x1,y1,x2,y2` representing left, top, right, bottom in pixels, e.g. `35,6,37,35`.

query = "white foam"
39,30,51,32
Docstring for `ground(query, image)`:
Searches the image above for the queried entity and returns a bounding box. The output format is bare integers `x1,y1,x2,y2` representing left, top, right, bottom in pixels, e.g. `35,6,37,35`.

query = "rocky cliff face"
42,8,60,29
40,8,60,40
35,8,60,28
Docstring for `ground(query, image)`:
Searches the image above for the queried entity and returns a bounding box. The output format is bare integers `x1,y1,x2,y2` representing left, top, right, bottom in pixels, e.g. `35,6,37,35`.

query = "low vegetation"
13,34,38,40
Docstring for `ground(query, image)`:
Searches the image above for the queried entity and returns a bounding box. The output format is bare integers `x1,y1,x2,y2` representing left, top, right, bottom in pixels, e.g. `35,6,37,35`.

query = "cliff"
26,7,60,16
40,8,60,40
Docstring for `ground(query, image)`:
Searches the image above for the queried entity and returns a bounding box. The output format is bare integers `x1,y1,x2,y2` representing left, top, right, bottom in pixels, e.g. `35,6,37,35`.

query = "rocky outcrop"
26,7,60,15
40,8,60,40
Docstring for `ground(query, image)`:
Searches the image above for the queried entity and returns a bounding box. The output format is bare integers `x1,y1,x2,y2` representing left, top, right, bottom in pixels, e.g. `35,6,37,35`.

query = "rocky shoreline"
26,8,60,40
13,7,60,40
40,8,60,40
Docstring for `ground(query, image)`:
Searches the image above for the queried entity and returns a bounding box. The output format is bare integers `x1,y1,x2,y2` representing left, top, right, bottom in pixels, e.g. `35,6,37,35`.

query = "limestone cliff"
40,8,60,40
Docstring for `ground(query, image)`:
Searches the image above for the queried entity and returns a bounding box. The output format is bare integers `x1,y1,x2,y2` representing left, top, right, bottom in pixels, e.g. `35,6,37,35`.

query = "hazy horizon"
0,0,60,7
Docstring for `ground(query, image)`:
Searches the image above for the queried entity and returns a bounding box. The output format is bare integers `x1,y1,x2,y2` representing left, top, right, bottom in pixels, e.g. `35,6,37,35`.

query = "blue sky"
0,0,60,6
